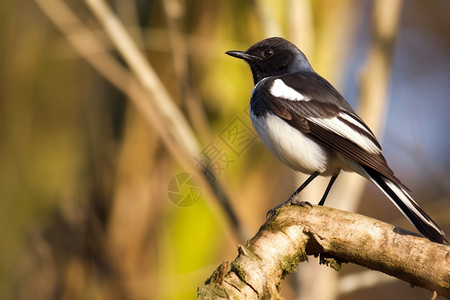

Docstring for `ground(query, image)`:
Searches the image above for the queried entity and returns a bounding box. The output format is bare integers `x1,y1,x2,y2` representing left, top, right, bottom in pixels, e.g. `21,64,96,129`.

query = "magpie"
226,37,447,244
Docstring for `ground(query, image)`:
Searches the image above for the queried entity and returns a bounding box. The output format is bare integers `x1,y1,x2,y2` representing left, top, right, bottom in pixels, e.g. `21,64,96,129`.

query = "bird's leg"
266,171,319,219
318,173,339,206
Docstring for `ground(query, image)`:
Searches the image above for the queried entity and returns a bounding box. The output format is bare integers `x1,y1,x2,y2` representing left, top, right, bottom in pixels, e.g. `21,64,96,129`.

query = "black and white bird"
226,37,447,244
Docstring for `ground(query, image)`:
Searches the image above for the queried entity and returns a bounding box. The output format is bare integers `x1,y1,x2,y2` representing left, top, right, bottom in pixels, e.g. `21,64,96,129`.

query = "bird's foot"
266,198,313,219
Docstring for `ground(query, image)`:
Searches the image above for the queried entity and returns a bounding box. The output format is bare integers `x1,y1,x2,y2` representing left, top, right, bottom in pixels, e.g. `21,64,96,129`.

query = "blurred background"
0,0,449,299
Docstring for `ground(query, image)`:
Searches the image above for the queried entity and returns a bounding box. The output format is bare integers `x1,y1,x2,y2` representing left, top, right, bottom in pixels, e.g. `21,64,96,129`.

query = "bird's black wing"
252,72,405,188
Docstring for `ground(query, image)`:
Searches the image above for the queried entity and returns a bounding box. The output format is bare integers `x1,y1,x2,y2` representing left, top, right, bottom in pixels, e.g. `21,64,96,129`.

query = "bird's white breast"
250,107,330,174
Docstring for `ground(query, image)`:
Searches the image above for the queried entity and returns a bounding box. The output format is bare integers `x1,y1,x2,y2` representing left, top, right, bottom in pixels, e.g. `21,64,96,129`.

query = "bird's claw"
266,200,313,219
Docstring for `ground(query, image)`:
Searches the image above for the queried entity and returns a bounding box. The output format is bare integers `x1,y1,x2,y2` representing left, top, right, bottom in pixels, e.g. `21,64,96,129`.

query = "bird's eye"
262,49,273,58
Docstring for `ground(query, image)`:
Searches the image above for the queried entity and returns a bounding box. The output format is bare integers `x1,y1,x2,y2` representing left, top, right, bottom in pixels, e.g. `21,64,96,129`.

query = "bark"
198,205,450,299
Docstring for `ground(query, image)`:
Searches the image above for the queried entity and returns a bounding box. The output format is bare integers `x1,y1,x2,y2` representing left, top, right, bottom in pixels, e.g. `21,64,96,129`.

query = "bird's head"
226,37,314,84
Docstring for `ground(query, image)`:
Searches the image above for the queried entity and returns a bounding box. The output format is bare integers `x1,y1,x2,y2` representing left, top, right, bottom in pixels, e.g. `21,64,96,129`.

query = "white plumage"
270,79,309,101
226,36,447,243
250,106,329,174
308,114,382,154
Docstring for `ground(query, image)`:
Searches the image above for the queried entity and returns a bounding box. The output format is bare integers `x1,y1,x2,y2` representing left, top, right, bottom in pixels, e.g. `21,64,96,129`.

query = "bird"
226,37,447,244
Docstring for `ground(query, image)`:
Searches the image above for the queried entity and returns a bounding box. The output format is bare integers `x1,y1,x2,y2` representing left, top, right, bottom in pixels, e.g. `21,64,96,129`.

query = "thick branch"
199,205,450,299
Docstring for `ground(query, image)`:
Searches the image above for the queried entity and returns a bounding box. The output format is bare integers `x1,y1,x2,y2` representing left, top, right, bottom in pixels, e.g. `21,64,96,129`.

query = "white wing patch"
270,79,309,101
308,113,382,154
339,112,371,133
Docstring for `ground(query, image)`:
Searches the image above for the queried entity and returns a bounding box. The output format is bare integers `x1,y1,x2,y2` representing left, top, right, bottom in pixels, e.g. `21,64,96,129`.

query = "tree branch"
198,205,450,299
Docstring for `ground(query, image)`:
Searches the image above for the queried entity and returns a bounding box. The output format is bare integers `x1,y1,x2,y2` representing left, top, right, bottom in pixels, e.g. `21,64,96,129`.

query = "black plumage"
226,37,447,244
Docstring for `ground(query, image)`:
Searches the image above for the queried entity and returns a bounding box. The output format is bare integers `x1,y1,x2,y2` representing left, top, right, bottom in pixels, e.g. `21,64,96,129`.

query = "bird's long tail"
363,167,447,244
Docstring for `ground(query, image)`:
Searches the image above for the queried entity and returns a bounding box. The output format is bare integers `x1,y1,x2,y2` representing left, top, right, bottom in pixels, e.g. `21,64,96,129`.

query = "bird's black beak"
226,51,260,61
